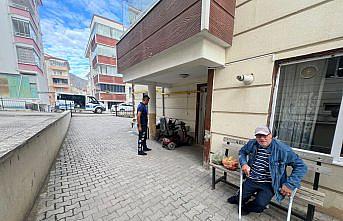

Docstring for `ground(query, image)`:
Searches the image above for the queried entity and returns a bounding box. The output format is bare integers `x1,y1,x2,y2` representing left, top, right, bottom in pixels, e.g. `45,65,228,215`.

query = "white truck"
56,93,106,114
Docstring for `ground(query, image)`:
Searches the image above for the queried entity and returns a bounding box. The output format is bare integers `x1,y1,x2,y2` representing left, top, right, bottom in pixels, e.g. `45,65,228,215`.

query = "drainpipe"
18,75,23,97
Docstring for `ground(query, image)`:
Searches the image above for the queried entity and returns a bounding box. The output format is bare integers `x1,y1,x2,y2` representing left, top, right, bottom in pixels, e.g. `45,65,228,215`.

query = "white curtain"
274,60,327,150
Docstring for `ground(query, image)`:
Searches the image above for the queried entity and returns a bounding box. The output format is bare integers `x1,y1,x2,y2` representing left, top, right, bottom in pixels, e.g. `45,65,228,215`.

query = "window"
97,23,111,38
50,59,67,67
96,64,117,75
95,45,116,58
53,78,68,85
99,84,125,93
12,18,30,37
111,28,123,40
16,46,40,67
0,77,9,97
29,83,38,98
11,0,35,16
92,23,124,40
53,70,64,76
272,55,343,159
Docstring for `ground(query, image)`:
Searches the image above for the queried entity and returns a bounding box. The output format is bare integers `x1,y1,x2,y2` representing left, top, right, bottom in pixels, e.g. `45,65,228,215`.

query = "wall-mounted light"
236,73,254,85
179,73,190,78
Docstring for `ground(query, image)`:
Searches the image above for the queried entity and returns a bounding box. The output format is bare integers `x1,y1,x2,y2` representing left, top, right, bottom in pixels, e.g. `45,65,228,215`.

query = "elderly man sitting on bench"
227,126,308,215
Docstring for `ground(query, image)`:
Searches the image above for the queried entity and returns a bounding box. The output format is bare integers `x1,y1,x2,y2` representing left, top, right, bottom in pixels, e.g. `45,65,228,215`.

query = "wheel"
186,136,194,146
95,107,103,114
167,142,176,150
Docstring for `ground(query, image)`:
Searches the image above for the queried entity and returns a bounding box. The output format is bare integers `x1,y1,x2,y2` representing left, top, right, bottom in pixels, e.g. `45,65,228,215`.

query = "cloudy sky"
39,0,154,79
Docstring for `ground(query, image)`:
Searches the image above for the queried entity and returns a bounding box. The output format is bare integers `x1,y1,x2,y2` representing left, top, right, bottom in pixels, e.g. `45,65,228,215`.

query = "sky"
39,0,154,79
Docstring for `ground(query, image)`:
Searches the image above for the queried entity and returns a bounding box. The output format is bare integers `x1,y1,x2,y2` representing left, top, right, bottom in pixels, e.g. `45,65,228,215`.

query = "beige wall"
0,112,71,221
211,0,343,217
134,82,207,136
161,84,198,133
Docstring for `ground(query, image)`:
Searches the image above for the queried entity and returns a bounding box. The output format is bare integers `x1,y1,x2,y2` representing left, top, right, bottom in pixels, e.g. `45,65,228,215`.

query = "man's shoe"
227,196,238,204
138,151,147,155
143,148,152,151
238,207,250,216
241,208,250,216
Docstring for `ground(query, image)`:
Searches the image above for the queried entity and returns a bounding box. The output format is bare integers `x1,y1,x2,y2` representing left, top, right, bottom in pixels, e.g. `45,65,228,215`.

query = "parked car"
111,103,133,112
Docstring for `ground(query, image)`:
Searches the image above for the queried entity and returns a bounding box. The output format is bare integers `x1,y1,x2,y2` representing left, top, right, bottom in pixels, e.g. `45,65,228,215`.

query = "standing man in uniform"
137,95,151,155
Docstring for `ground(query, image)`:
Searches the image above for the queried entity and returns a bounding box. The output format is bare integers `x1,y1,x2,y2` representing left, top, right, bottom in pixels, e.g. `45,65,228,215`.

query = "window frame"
16,46,40,66
12,18,31,38
270,54,343,165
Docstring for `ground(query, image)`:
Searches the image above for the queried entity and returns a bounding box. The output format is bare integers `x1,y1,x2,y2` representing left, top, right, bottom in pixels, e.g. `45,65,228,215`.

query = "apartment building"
44,54,71,106
117,0,343,217
0,0,48,110
85,15,126,110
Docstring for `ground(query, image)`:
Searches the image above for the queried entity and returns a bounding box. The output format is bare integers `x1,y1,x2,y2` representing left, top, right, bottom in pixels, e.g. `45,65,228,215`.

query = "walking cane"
286,188,297,221
239,167,243,220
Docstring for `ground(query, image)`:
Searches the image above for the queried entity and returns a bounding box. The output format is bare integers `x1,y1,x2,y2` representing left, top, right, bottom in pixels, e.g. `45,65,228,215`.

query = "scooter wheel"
186,136,194,146
167,142,176,150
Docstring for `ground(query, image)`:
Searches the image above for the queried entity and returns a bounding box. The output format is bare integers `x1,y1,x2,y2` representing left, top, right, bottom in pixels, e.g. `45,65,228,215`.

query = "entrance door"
197,85,207,144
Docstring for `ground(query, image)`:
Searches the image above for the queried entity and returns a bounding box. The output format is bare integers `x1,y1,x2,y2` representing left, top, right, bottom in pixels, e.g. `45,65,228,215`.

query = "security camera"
236,73,254,85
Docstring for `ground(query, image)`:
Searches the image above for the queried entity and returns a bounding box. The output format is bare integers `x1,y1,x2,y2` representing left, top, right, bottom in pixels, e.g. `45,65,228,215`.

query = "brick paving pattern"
0,112,65,157
28,114,330,221
0,112,57,142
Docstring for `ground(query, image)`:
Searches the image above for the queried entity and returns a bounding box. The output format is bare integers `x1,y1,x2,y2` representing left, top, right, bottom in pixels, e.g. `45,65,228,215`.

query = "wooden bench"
209,137,331,221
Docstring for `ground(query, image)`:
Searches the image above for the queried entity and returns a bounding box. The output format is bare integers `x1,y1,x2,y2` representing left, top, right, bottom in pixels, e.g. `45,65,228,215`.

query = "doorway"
196,84,207,144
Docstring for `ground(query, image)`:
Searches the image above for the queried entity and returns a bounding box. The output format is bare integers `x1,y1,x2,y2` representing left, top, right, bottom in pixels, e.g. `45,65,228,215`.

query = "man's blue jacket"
239,139,308,202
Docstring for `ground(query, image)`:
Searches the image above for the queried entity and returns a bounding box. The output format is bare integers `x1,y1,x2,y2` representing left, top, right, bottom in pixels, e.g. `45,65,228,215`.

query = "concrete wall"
210,0,343,218
0,112,71,221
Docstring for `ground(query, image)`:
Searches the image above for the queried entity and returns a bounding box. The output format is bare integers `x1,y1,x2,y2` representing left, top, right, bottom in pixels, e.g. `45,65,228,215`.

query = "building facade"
0,0,48,110
44,54,70,107
117,0,343,218
85,15,126,110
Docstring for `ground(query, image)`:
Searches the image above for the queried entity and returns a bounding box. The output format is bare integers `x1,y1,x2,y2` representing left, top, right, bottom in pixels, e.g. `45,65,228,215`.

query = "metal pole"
306,162,321,221
132,83,135,118
212,167,216,190
0,97,4,110
64,99,67,112
162,87,165,116
239,168,243,220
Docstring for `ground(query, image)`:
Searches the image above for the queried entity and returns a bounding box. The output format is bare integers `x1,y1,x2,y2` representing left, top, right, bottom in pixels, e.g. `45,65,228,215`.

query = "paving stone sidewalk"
28,114,311,221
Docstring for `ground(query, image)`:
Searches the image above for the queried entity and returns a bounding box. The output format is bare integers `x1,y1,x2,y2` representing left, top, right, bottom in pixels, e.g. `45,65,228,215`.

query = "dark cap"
143,95,150,100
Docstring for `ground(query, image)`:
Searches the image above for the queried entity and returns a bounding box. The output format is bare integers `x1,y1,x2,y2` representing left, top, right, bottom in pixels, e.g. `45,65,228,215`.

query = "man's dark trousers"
138,126,148,153
233,178,274,213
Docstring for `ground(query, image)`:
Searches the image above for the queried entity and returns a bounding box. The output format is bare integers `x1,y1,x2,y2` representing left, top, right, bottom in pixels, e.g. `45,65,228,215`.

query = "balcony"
93,74,124,84
98,93,125,101
18,63,43,75
14,36,42,54
95,34,118,47
49,65,69,71
52,83,69,88
117,0,235,85
92,55,116,67
51,74,68,79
